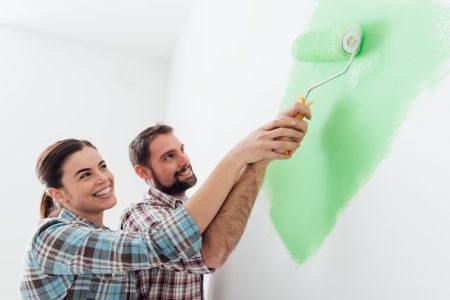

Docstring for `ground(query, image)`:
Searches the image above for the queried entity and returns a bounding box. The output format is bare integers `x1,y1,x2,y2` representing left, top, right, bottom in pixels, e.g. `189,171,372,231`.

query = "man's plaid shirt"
20,206,201,299
120,187,213,300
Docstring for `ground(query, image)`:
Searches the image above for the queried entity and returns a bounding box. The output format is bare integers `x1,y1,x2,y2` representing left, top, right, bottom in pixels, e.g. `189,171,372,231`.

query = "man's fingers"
265,151,292,160
261,116,295,131
261,115,309,132
279,101,312,120
269,128,304,143
269,140,300,152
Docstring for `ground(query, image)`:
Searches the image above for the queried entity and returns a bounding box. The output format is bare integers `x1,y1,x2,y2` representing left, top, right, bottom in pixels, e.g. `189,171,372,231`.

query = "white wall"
167,0,450,299
0,25,168,298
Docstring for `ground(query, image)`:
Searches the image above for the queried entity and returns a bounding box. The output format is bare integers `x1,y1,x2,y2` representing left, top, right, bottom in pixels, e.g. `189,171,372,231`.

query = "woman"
21,139,202,299
20,106,308,299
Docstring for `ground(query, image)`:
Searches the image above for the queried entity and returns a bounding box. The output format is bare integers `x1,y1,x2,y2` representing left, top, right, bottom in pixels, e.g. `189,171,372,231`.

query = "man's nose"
178,152,190,166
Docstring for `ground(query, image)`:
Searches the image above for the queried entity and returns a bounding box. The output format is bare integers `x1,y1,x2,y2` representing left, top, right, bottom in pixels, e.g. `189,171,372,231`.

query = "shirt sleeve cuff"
151,204,202,261
196,252,215,274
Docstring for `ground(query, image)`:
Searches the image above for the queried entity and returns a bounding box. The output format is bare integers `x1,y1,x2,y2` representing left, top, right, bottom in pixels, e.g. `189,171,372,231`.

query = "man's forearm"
200,160,269,268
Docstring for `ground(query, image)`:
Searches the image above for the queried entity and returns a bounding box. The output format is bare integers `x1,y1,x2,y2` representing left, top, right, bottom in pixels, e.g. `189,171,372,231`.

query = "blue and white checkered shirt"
20,207,201,299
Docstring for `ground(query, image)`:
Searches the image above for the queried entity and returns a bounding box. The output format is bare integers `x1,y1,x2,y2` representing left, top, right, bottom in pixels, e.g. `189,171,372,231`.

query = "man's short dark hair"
129,123,173,167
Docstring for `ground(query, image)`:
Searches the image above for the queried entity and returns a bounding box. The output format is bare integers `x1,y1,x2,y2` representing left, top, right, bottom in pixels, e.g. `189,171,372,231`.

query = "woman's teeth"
94,187,111,197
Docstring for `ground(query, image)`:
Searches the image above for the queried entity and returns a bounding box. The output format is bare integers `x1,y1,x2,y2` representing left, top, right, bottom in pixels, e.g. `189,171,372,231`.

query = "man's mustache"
175,165,192,177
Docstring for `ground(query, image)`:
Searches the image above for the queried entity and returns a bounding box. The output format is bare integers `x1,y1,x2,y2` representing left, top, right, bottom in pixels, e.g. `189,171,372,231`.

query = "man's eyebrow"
160,150,175,160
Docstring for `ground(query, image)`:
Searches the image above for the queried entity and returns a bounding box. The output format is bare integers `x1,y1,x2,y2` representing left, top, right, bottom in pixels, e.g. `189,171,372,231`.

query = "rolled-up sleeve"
121,203,213,274
149,204,202,261
33,205,201,275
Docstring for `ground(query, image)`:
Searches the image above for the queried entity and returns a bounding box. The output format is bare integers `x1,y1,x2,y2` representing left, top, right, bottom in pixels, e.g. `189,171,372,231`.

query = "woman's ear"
46,188,69,204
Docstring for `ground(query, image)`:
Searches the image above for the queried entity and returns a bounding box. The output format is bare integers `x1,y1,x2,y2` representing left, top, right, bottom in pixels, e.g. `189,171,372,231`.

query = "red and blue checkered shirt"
120,187,214,300
20,205,202,299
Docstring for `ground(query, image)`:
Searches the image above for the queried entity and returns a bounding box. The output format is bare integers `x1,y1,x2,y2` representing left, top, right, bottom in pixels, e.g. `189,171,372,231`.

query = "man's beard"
151,165,197,196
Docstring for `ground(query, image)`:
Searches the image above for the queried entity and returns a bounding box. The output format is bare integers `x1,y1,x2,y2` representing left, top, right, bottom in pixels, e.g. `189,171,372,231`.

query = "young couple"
20,102,311,299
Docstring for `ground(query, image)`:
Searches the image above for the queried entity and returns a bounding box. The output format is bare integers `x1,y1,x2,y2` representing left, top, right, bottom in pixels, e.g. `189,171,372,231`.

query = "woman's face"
55,146,117,219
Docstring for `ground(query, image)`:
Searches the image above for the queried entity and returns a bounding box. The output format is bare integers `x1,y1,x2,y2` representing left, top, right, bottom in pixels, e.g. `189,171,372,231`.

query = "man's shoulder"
120,198,175,231
122,199,150,213
121,195,167,214
121,200,151,221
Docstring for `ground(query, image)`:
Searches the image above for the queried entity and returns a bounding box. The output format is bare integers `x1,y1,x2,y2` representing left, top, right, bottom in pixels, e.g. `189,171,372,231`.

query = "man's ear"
46,187,69,204
134,164,153,181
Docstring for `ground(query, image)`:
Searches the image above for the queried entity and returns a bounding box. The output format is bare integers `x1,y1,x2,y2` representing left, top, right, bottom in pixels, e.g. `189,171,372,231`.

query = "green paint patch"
265,0,450,263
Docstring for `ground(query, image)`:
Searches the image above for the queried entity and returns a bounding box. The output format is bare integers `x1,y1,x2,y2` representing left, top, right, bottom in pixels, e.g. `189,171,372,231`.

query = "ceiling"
0,0,196,60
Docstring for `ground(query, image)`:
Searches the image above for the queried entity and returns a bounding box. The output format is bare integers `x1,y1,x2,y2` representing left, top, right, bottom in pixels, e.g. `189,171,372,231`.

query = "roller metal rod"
304,46,358,101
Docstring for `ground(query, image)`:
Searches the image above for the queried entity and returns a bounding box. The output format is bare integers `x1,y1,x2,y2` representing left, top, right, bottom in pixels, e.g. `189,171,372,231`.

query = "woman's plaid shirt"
20,206,202,299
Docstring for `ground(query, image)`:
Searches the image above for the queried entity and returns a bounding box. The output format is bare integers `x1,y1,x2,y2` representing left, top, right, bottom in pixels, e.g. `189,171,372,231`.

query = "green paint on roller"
292,24,363,61
265,0,450,264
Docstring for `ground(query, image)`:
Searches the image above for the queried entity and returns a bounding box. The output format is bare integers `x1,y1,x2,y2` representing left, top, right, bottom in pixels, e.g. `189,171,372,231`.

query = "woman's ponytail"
39,192,60,219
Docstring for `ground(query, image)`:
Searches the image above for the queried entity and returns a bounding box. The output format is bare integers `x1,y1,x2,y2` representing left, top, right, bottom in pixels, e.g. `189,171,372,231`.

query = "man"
120,102,311,299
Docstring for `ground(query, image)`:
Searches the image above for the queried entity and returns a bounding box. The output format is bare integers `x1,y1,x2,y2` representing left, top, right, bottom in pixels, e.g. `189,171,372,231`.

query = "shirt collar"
58,208,105,229
145,186,186,209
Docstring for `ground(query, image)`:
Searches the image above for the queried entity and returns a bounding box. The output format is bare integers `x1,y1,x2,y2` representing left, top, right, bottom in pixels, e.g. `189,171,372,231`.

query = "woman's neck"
66,206,104,227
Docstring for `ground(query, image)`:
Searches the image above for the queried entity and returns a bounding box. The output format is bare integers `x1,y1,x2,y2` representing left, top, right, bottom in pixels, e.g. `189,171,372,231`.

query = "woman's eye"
80,172,91,180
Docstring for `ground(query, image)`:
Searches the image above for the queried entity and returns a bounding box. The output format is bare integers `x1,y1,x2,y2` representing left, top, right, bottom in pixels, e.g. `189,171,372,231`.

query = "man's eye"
100,164,107,170
164,154,174,161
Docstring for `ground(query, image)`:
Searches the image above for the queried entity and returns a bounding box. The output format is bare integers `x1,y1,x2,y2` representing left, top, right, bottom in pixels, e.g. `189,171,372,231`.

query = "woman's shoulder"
32,213,93,242
35,217,67,234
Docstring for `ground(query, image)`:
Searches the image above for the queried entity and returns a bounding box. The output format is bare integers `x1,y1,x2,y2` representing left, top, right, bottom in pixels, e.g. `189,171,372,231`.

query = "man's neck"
170,192,185,200
150,185,186,200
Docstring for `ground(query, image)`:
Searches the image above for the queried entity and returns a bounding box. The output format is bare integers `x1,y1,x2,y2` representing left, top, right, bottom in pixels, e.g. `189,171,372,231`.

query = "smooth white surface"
0,2,196,297
0,0,195,60
166,0,450,299
2,0,449,298
0,26,167,298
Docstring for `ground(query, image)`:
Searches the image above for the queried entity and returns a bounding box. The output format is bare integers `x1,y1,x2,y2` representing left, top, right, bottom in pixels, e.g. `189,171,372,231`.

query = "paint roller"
284,23,363,154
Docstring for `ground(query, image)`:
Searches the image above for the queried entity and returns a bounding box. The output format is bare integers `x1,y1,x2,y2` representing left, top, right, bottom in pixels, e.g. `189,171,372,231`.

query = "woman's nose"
96,171,108,183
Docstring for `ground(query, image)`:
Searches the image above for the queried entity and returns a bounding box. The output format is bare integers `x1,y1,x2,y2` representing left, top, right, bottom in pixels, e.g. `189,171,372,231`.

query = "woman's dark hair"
36,139,96,218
